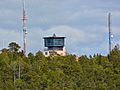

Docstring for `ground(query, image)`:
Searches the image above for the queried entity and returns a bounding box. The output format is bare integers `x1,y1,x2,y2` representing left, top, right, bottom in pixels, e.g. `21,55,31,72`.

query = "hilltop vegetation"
0,42,120,90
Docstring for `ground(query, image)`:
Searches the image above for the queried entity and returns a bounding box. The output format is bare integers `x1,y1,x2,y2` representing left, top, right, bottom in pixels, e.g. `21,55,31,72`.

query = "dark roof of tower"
43,34,66,39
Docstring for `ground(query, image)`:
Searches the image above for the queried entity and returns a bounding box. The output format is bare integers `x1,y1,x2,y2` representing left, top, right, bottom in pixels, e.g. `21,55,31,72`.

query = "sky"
0,0,120,56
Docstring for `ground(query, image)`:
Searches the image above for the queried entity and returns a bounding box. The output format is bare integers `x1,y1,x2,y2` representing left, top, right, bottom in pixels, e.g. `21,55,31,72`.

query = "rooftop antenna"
22,0,27,55
108,13,112,53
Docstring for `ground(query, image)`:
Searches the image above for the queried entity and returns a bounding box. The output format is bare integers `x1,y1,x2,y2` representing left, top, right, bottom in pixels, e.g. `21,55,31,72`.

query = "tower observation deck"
43,34,66,57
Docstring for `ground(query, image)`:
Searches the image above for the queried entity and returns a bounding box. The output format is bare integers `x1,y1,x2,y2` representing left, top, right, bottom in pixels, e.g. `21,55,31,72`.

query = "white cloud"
27,25,109,55
0,28,22,49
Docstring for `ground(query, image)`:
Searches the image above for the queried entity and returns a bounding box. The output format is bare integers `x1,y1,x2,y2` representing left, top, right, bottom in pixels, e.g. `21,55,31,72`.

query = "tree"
1,48,9,53
8,42,21,53
114,44,120,51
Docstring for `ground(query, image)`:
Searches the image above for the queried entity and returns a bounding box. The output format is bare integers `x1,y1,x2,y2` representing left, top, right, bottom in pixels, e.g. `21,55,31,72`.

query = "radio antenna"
22,0,27,55
108,13,112,53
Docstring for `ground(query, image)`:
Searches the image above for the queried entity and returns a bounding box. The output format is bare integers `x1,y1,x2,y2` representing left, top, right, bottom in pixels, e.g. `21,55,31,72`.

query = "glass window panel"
53,39,64,46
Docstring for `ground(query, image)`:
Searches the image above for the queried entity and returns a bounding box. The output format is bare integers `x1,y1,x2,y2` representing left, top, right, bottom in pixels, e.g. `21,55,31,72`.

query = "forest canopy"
0,42,120,90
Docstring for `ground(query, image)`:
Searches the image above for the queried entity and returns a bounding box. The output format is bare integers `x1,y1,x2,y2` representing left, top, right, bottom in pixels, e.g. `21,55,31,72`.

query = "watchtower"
43,34,66,57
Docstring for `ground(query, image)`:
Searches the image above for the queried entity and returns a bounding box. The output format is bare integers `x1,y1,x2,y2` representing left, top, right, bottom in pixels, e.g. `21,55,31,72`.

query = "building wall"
43,47,66,57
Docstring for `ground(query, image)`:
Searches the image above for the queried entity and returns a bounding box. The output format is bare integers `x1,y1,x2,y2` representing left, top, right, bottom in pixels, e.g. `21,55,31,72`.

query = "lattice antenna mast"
22,0,27,55
108,13,111,53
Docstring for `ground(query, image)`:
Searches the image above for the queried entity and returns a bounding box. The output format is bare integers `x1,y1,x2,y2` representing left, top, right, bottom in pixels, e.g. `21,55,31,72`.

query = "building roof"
43,34,66,39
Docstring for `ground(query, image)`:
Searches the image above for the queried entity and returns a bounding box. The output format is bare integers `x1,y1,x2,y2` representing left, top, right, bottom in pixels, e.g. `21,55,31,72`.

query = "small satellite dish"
111,34,113,38
25,31,28,34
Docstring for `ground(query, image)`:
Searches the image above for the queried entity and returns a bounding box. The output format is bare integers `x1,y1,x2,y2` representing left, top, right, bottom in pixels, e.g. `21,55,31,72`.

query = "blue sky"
0,0,120,56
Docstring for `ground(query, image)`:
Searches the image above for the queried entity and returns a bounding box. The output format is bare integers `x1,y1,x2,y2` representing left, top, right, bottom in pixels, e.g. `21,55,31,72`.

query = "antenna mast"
108,13,111,53
22,0,27,55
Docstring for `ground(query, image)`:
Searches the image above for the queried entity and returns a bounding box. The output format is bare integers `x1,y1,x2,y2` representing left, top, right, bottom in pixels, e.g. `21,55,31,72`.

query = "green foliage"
8,42,21,52
0,42,120,90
